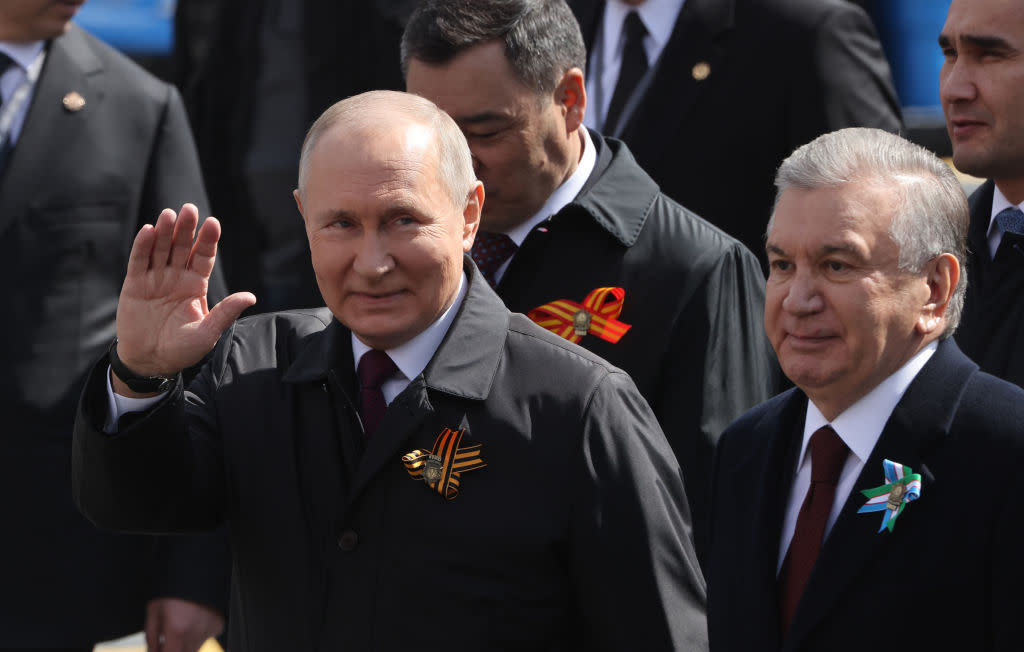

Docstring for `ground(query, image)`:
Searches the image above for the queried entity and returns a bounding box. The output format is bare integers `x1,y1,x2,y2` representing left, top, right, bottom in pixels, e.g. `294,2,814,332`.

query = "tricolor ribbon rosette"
402,428,486,500
527,286,632,344
857,459,922,533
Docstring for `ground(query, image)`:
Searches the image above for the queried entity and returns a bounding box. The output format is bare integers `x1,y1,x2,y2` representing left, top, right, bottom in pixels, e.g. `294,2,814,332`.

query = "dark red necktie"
470,231,517,288
356,349,397,438
778,425,849,632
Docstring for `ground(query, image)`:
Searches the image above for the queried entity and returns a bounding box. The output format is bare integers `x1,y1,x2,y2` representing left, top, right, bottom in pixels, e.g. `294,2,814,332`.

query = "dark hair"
401,0,586,95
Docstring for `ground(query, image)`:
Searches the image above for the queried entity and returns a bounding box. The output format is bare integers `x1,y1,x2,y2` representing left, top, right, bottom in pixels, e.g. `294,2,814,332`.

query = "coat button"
337,530,359,551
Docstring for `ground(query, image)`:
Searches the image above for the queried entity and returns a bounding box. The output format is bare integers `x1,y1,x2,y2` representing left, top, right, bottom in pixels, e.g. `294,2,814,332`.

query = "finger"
144,603,163,652
187,215,222,280
151,207,178,269
125,223,157,280
169,203,201,270
197,292,258,342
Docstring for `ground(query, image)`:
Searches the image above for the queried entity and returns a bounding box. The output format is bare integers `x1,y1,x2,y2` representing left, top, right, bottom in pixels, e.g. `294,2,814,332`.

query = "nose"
351,232,394,279
939,55,976,106
781,270,824,315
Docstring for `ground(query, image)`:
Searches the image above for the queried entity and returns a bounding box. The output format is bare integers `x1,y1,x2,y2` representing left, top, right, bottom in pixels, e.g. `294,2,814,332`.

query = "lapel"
616,0,735,144
0,26,102,235
281,315,359,543
347,258,510,504
783,339,978,650
738,389,806,649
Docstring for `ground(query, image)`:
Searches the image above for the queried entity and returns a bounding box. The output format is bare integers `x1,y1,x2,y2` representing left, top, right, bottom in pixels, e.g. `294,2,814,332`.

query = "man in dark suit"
570,0,903,270
71,90,709,651
402,0,778,554
940,0,1024,388
0,2,229,650
707,127,1024,651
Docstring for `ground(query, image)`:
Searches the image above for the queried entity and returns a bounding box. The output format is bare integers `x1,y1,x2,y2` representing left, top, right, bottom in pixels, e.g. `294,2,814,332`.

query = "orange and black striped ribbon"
402,428,486,500
527,286,632,344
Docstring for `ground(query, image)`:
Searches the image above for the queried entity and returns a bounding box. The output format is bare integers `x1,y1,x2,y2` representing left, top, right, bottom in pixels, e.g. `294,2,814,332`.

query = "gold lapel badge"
692,62,711,81
62,91,86,112
402,428,486,501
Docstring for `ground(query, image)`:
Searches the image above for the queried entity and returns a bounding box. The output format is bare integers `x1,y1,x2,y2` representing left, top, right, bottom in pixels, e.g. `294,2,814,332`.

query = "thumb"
198,292,258,341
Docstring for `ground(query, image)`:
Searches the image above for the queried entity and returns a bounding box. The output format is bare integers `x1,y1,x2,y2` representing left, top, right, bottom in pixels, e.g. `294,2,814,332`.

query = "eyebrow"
457,111,511,127
764,242,867,260
938,32,1017,54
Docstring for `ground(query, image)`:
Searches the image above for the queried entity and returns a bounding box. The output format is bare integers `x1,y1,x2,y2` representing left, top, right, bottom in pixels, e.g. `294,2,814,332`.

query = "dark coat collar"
967,179,995,260
282,255,508,402
561,129,661,248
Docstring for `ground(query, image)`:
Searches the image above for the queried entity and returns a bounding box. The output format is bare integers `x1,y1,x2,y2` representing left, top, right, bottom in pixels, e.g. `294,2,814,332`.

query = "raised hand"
113,204,256,392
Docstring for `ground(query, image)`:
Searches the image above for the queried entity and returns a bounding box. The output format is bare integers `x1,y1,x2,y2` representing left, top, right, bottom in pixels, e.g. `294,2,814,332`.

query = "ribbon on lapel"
402,428,486,500
527,286,632,344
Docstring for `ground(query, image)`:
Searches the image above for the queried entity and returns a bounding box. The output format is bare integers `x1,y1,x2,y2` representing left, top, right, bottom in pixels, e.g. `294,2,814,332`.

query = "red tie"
778,425,849,632
470,231,517,288
356,350,397,438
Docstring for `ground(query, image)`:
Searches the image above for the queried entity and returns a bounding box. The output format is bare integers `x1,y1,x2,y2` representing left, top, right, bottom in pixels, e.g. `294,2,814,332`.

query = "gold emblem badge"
423,454,444,484
886,482,906,511
572,309,592,337
692,62,711,81
62,91,86,112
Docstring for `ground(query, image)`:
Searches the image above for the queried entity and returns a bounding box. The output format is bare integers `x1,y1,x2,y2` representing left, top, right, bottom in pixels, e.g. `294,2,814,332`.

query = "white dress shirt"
776,340,938,572
987,184,1023,259
489,126,597,284
105,274,469,428
0,40,46,146
583,0,685,131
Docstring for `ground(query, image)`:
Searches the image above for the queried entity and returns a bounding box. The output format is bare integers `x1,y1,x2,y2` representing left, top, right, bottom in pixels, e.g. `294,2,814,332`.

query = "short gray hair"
296,90,476,209
769,127,969,337
400,0,586,96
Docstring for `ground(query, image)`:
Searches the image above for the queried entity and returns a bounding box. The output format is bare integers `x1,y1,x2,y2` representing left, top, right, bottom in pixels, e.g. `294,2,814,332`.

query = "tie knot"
357,349,397,389
808,426,848,485
623,10,648,41
470,231,517,287
996,206,1024,237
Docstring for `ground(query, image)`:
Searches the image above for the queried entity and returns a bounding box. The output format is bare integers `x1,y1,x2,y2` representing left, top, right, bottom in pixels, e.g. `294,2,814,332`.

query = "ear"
916,253,960,335
461,180,485,252
555,67,587,133
294,188,308,224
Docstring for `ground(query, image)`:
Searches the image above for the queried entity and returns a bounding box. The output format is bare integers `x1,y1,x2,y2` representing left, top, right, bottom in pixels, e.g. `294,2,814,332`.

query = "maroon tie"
778,425,849,632
470,231,517,288
356,349,397,438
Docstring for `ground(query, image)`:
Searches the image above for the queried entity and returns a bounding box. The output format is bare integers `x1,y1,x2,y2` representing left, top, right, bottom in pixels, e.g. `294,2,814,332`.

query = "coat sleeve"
569,369,709,652
71,351,228,535
657,240,780,562
789,2,904,144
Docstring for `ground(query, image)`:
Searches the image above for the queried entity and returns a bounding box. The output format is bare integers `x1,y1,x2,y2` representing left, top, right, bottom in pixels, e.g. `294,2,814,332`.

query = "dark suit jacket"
571,0,903,269
707,338,1024,652
956,179,1024,388
0,26,228,646
72,261,709,652
496,131,778,554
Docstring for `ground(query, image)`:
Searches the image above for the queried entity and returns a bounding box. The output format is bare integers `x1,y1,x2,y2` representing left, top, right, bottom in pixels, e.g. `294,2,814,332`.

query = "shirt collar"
600,0,685,70
988,183,1019,239
351,272,468,382
505,126,596,245
800,340,938,469
0,40,45,71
